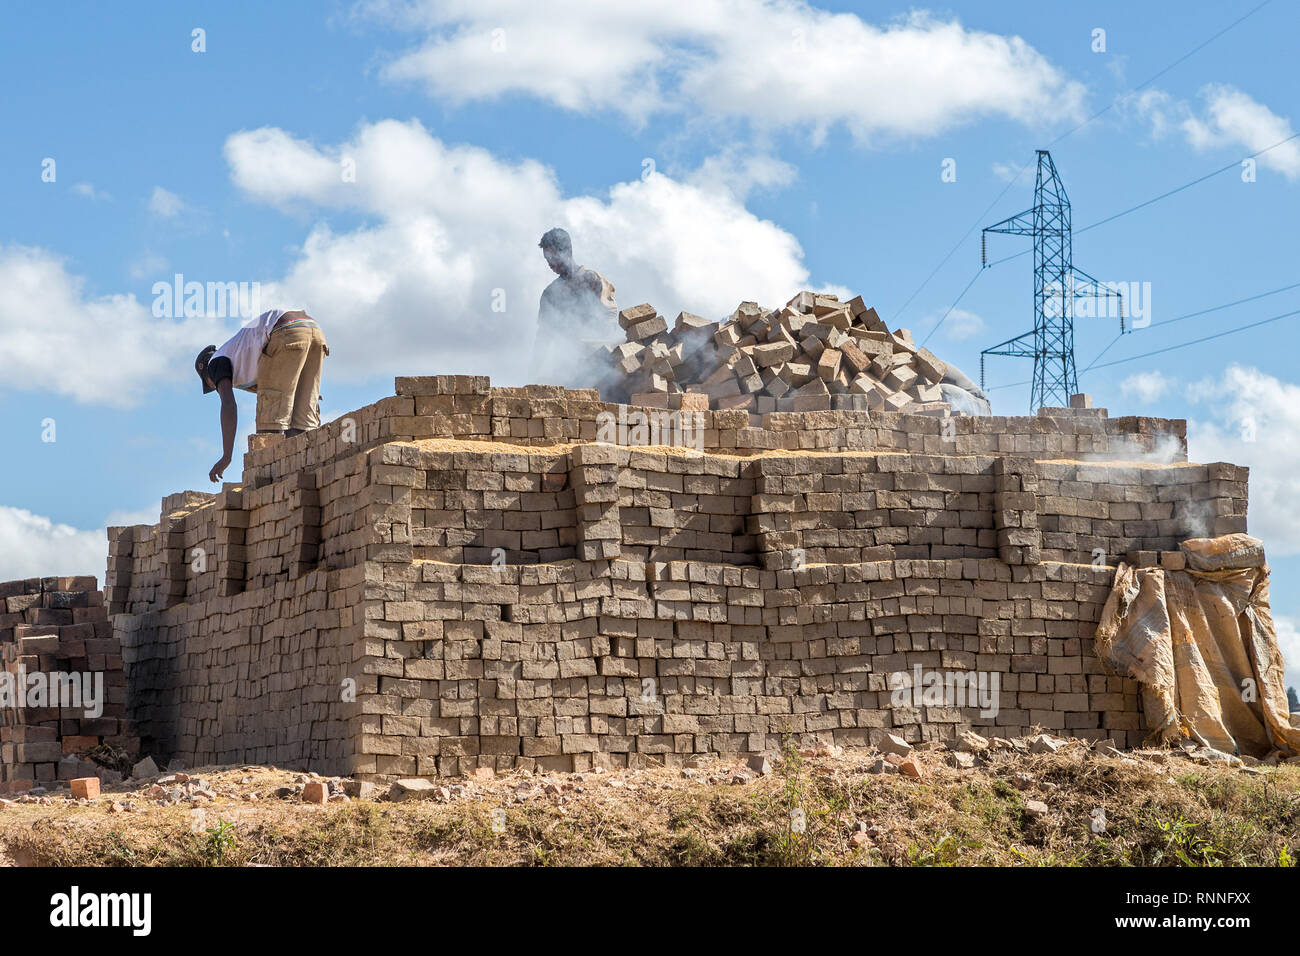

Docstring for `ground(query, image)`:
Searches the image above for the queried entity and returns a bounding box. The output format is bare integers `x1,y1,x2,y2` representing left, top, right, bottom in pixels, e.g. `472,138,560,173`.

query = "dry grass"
1,743,1297,867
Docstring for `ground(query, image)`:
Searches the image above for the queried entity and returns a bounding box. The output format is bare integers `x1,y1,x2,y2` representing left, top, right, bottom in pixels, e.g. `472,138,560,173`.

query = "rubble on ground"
1,732,1289,813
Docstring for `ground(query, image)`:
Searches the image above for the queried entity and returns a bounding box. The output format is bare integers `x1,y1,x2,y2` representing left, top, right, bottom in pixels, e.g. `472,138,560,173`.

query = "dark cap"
196,345,217,394
539,227,572,254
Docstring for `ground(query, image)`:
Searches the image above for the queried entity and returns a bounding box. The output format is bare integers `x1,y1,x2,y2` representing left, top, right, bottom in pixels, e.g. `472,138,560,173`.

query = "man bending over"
195,308,328,482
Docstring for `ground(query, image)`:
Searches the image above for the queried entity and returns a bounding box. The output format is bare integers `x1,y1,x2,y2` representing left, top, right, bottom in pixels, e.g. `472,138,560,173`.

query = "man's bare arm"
209,378,238,483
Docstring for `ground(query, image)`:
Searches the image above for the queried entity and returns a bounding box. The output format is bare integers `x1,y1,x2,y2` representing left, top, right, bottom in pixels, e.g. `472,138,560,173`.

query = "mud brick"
799,334,825,362
619,303,657,329
718,394,756,411
674,311,715,333
1158,550,1185,571
17,632,59,653
818,308,852,330
627,315,668,341
811,295,842,316
394,375,489,396
816,348,843,382
870,354,909,379
860,306,887,331
913,347,947,383
912,383,943,403
0,581,28,599
631,392,671,408
785,291,816,312
731,352,757,378
890,328,916,351
774,361,811,386
714,323,742,348
838,339,872,375
751,342,796,367
16,742,62,762
5,594,40,614
883,365,918,392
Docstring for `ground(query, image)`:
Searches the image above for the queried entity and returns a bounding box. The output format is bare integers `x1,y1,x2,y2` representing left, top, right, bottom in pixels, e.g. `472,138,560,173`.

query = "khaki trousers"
255,325,328,432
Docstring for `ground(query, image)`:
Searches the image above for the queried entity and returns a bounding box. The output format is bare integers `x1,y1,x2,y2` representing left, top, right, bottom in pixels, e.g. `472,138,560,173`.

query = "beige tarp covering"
1095,534,1300,758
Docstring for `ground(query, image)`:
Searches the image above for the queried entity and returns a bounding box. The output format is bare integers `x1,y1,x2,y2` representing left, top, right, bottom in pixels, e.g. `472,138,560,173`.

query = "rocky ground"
1,733,1297,867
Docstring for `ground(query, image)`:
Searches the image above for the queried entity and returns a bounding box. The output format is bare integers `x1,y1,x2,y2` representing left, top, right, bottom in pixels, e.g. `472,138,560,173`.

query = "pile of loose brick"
0,577,135,794
609,290,952,413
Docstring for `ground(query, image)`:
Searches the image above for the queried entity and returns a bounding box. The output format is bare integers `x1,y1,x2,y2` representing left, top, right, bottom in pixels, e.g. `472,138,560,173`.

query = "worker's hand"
209,455,232,484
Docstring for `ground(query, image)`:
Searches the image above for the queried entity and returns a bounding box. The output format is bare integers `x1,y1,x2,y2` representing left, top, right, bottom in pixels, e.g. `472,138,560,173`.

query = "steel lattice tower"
980,150,1122,411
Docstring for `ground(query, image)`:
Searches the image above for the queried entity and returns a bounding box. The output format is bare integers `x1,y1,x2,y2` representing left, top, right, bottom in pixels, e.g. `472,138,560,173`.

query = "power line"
1079,332,1124,374
919,266,984,346
1078,131,1300,234
891,1,1274,323
975,130,1300,272
1047,0,1274,145
1087,306,1300,371
993,280,1300,388
1076,277,1300,372
1147,278,1300,329
987,377,1031,392
892,184,1017,320
992,305,1300,391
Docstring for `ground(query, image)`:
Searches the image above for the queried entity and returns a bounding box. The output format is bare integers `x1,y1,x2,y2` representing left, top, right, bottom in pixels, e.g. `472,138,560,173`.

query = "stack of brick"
616,449,755,564
994,458,1042,566
115,565,353,772
345,553,1140,779
98,374,1250,780
572,443,622,561
0,576,135,793
609,290,955,414
226,379,1185,472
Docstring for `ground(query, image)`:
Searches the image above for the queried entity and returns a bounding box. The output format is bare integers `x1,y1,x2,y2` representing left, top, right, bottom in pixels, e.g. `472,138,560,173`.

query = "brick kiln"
96,370,1249,781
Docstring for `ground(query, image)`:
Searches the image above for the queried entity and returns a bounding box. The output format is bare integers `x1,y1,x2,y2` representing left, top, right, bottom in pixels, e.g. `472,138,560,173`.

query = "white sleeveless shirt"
213,309,286,391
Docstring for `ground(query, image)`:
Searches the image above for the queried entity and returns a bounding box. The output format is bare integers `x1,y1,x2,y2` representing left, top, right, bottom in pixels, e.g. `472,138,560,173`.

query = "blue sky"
3,0,1300,674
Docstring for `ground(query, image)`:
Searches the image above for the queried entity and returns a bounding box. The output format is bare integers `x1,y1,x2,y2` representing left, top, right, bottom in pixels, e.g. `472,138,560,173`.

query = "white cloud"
991,160,1033,184
1185,365,1300,556
937,307,985,341
128,252,169,281
362,1,1086,140
0,506,106,583
104,506,159,526
149,186,186,218
1275,614,1300,694
1130,84,1300,180
0,244,224,406
1120,370,1174,404
224,119,817,384
685,149,797,201
72,182,111,201
1125,88,1179,140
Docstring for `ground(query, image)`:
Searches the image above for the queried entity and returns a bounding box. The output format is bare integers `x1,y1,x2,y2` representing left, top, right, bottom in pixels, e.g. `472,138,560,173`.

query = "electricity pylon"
980,150,1123,411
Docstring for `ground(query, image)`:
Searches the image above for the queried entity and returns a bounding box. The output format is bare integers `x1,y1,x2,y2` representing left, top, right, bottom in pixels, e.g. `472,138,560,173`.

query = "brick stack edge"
0,576,134,793
0,375,1246,784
